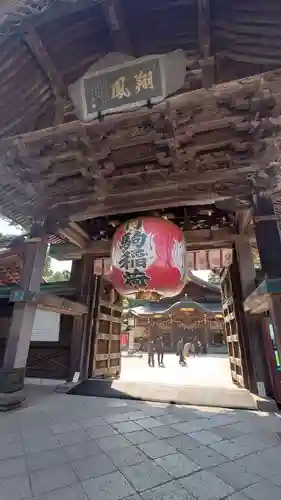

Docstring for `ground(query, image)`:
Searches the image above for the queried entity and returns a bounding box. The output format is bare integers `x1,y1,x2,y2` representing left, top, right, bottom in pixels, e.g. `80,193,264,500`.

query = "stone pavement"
1,389,281,500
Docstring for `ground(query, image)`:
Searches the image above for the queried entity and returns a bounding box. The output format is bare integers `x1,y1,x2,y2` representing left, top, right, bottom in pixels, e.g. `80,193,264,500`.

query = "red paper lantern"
110,217,186,299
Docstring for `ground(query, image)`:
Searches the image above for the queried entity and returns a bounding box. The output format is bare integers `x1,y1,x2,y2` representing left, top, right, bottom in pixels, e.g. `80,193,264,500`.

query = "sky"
0,217,210,279
0,218,22,235
0,217,71,272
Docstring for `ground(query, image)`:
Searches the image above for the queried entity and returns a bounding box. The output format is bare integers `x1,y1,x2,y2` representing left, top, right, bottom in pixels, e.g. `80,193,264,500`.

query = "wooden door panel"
26,344,70,379
92,278,122,378
221,267,245,387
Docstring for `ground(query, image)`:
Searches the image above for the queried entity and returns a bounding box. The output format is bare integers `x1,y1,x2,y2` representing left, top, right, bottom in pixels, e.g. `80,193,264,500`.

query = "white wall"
31,310,60,342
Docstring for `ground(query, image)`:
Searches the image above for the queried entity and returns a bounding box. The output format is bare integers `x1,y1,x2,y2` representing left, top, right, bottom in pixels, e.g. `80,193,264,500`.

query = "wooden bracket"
237,208,253,233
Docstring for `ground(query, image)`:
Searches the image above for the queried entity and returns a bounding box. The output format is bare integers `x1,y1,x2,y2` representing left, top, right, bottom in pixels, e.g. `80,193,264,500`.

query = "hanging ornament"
110,217,186,299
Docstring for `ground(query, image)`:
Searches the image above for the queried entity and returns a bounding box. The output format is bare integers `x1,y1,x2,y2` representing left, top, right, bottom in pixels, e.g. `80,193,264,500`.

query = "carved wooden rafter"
1,69,281,225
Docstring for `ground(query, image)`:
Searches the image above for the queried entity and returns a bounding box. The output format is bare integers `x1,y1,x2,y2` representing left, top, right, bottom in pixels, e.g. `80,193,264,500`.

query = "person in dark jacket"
147,339,155,367
155,336,165,366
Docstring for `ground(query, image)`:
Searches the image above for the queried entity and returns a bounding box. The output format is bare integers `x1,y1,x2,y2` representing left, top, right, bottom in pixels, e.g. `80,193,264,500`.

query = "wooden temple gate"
0,0,281,407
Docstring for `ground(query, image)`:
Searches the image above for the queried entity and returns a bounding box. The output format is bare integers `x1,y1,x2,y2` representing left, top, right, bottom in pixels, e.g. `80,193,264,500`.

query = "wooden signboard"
83,58,162,116
70,50,186,121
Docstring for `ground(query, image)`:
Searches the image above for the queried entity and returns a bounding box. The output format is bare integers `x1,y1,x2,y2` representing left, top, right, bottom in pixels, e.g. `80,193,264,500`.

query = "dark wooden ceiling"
0,0,281,231
80,205,235,242
1,0,281,139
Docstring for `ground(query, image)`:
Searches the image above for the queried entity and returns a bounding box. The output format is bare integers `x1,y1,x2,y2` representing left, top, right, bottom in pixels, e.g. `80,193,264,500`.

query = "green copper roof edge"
0,281,76,299
128,299,222,316
264,278,281,294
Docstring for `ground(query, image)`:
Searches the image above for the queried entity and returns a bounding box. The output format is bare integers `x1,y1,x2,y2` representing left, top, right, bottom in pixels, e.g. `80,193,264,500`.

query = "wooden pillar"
0,233,48,409
253,192,281,277
266,295,281,376
87,275,101,378
128,331,134,350
253,192,281,369
235,238,268,394
69,256,95,381
203,315,209,352
228,253,251,390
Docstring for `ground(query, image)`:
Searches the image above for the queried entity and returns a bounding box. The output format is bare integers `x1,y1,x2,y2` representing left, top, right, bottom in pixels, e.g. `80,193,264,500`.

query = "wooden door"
92,278,122,378
220,266,247,388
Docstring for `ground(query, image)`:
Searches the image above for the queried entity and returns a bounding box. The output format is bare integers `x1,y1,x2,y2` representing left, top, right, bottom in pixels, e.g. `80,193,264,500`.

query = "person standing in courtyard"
177,337,185,365
184,340,191,362
190,341,195,357
195,339,201,356
155,335,165,367
147,339,155,367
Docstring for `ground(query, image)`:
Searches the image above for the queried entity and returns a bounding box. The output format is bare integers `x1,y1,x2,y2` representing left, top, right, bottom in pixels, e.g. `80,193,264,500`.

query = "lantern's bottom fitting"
136,291,162,300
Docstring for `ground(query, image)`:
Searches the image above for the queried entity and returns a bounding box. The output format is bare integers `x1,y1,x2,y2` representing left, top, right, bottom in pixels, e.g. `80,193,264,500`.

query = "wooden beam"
46,162,263,212
23,26,68,125
102,0,131,54
49,243,83,261
2,68,281,148
254,215,281,222
68,184,254,223
184,227,254,250
237,209,253,234
197,0,214,88
52,227,254,260
36,294,88,316
58,222,90,249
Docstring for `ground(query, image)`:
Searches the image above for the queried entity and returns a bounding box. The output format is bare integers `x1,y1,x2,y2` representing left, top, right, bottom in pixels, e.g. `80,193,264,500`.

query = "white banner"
94,248,232,277
94,258,111,277
186,249,233,270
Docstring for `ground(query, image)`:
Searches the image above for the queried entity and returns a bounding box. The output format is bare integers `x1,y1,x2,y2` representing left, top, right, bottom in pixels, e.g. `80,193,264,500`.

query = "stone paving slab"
155,452,200,478
180,469,235,499
121,461,171,492
124,430,155,445
138,439,177,459
0,391,281,500
108,446,149,468
71,452,117,481
82,470,135,500
240,480,281,500
141,480,194,500
209,462,261,491
226,494,248,500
